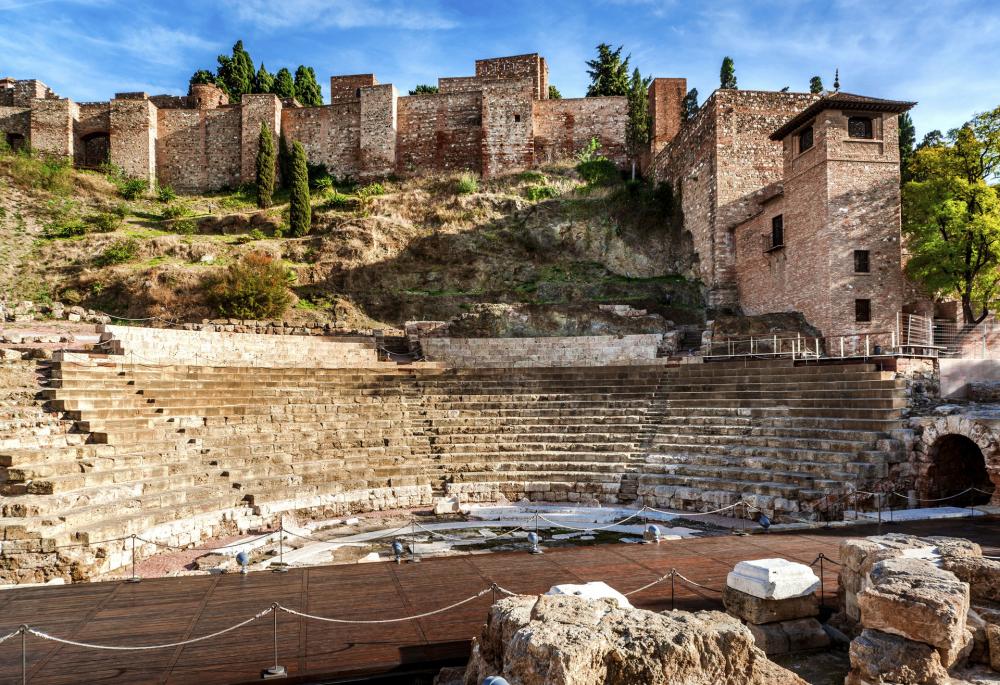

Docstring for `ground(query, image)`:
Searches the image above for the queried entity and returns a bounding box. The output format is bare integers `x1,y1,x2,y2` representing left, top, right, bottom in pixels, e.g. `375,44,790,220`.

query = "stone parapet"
419,333,665,367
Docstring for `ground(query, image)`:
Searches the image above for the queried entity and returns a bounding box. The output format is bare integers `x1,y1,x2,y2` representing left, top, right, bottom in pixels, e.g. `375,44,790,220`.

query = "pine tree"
809,76,824,94
288,141,311,236
217,40,255,100
625,67,652,178
255,122,276,209
408,84,439,95
278,132,292,189
272,68,295,99
682,88,699,121
294,66,323,106
898,112,917,182
189,69,217,87
586,43,631,97
254,63,274,95
547,85,562,100
720,56,737,90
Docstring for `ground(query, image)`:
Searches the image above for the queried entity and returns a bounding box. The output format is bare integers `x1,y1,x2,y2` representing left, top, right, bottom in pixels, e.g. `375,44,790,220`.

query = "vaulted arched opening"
926,434,994,505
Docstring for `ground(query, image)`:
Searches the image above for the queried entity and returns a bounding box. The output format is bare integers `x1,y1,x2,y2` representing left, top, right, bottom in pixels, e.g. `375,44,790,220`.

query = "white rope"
26,606,273,651
891,487,976,503
411,520,526,541
276,587,494,624
0,629,21,645
623,571,674,597
642,500,747,517
535,508,651,532
674,570,723,593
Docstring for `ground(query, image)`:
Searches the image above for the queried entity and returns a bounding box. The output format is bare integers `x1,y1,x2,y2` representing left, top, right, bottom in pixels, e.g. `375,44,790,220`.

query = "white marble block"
546,581,633,608
726,558,820,600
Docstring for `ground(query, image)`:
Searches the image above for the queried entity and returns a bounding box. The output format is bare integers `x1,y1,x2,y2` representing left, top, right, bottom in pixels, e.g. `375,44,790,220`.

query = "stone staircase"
630,360,907,517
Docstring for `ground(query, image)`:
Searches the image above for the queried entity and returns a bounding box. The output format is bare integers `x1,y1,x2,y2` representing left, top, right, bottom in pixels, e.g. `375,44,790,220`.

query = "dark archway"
926,434,994,505
80,132,110,168
4,132,26,152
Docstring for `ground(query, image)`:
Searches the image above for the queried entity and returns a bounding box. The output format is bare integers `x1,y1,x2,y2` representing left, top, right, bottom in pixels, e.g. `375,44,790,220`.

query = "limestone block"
986,623,1000,672
848,629,949,685
748,617,829,655
726,558,820,600
857,558,970,664
943,556,1000,603
545,581,632,609
722,585,819,624
433,495,461,515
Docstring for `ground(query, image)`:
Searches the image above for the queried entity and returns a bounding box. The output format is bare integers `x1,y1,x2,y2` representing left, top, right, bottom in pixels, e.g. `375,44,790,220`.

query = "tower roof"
769,92,916,141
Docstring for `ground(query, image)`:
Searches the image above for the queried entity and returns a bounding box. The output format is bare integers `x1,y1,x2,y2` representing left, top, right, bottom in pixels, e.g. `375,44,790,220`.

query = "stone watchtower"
732,92,915,339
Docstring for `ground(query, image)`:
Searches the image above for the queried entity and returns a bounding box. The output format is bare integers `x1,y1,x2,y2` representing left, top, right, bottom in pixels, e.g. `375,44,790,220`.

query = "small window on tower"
848,116,873,139
513,113,521,122
771,215,784,249
854,249,870,273
799,125,814,152
855,299,872,323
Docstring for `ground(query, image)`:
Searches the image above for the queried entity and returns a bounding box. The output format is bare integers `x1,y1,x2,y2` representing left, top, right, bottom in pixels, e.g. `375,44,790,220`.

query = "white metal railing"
705,330,900,360
931,315,999,359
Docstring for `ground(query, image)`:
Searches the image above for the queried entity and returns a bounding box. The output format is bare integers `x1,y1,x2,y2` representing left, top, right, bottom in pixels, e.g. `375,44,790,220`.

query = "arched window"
80,132,110,168
848,116,873,139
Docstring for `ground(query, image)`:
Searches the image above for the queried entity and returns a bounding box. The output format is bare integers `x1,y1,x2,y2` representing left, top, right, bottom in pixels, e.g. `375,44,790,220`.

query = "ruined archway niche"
5,132,25,152
80,132,110,168
926,434,993,504
909,414,1000,506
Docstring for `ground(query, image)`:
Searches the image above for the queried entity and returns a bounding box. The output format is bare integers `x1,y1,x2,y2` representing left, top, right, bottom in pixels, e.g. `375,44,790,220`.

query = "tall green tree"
278,132,292,189
216,40,255,100
189,69,217,87
898,112,917,182
809,76,824,94
548,85,562,100
408,84,439,95
720,56,737,90
288,141,311,236
255,122,276,209
272,68,296,99
254,63,274,95
903,106,1000,324
294,66,324,106
586,43,631,97
682,88,699,121
918,129,944,151
625,67,652,179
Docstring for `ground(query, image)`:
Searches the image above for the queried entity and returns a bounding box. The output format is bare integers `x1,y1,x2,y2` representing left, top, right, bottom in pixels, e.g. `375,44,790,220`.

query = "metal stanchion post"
409,518,420,563
818,555,825,609
670,570,675,611
273,523,288,574
262,605,286,679
126,534,141,583
21,625,27,685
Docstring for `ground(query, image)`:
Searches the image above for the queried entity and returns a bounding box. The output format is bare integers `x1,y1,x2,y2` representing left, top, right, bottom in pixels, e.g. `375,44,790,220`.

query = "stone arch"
910,414,1000,506
80,132,110,168
5,132,26,152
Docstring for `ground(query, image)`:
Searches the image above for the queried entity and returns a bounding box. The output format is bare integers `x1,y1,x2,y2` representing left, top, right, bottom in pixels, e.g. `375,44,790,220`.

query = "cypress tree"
189,69,217,87
625,67,652,178
288,141,311,236
547,85,562,100
272,68,295,99
898,112,917,182
278,132,292,189
720,56,737,90
294,66,324,106
809,76,824,94
682,88,699,121
255,63,275,94
217,40,255,100
586,43,631,97
255,122,276,209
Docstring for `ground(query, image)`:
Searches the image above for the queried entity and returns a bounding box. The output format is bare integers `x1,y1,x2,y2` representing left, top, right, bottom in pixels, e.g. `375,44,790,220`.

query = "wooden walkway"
1,518,997,684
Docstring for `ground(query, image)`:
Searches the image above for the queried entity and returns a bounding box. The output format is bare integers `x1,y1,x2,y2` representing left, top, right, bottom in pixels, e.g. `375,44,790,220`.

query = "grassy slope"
0,153,704,329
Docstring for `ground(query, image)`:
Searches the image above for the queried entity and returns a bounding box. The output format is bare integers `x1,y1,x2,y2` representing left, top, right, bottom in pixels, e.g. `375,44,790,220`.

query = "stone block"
726,558,820,600
848,629,949,685
545,581,632,609
747,617,828,655
857,557,970,665
943,556,1000,603
722,585,818,624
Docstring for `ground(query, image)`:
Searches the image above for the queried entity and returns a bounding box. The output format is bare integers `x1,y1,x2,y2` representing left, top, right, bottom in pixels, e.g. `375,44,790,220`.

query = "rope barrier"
25,606,273,651
673,570,724,594
275,587,495,624
643,500,749,518
0,629,21,645
535,509,649,532
623,570,675,597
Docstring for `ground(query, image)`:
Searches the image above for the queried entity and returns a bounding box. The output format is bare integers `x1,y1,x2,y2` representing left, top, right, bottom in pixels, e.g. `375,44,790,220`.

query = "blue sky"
1,0,998,138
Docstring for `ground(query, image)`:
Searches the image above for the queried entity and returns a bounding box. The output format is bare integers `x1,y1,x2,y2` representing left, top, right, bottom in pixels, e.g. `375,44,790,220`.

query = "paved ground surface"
0,517,997,684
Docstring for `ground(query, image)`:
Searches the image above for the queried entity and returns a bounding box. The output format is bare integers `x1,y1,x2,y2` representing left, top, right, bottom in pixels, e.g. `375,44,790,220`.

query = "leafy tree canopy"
720,56,737,90
898,112,917,182
903,106,1000,324
188,41,323,104
272,68,295,100
682,88,699,121
809,76,823,94
408,84,439,95
548,85,562,100
294,66,324,106
625,67,652,162
586,43,631,97
254,63,274,95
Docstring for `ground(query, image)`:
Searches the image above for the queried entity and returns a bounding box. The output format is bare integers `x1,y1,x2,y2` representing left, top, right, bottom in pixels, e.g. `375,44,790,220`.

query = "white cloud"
224,0,458,31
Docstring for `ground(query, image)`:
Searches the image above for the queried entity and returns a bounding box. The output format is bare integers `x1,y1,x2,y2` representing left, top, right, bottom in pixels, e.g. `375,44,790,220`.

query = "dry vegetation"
0,148,704,328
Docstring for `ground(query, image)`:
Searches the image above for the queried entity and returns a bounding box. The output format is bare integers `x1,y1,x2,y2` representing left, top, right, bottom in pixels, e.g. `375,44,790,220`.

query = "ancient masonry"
1,53,918,339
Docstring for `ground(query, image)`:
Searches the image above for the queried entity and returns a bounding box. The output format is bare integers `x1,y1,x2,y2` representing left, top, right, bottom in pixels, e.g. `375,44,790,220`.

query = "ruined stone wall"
648,78,686,156
532,96,628,166
110,94,157,184
28,98,77,158
419,334,665,367
281,102,361,178
0,107,30,142
481,79,534,177
239,94,282,184
329,74,376,102
476,54,547,100
437,76,480,94
395,92,482,175
156,107,241,192
359,84,397,177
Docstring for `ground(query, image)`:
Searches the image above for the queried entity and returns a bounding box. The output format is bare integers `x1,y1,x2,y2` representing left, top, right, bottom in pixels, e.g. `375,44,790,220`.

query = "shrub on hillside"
455,173,479,195
575,137,620,186
357,182,385,198
322,192,353,210
160,203,189,220
208,251,294,320
518,170,547,184
96,238,139,266
85,211,123,233
44,217,88,239
156,184,177,203
118,177,148,200
169,218,198,235
0,148,75,194
525,184,558,201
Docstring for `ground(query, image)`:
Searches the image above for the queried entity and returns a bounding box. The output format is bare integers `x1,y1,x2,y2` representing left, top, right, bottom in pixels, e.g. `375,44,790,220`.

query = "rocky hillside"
0,150,703,330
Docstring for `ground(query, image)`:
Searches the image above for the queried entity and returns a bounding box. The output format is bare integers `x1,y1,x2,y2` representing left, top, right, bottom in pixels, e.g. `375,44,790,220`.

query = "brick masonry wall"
110,95,157,183
438,77,481,94
28,98,77,158
476,54,546,100
0,106,30,141
648,78,686,156
359,84,397,177
329,75,376,102
419,334,665,367
156,107,241,192
481,79,535,177
281,102,361,179
396,92,482,175
240,94,282,183
532,97,628,166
